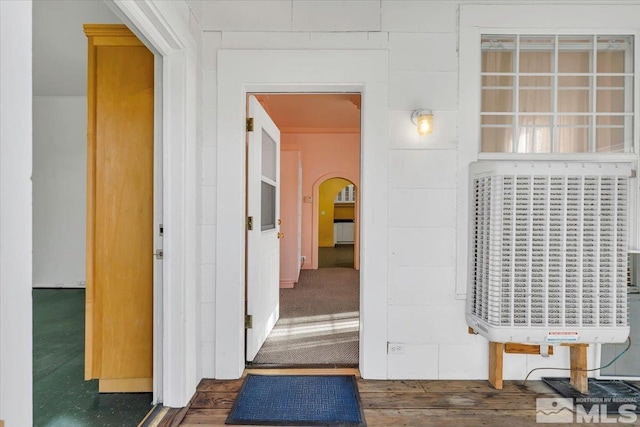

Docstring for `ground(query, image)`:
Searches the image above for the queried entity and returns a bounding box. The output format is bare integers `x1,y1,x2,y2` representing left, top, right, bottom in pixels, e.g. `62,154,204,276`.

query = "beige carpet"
252,267,359,366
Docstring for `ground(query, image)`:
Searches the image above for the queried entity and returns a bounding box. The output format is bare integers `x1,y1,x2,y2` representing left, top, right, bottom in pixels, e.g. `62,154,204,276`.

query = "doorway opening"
246,93,361,367
318,179,356,269
31,2,161,424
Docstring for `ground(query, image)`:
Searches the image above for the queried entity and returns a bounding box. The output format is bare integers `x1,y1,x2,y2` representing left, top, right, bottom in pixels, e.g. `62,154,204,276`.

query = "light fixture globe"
411,109,433,136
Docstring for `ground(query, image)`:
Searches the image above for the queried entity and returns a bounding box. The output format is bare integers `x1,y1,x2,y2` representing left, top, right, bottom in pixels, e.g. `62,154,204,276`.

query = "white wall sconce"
411,109,433,136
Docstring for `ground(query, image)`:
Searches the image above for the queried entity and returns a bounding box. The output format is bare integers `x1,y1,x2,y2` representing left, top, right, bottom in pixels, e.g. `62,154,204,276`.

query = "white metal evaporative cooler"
466,161,632,344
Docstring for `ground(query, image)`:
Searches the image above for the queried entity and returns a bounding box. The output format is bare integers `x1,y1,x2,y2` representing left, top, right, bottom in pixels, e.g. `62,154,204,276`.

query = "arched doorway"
318,178,357,268
311,173,360,271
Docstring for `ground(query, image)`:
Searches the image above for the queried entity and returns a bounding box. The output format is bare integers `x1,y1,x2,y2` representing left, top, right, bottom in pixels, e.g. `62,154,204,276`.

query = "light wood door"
246,95,281,361
84,24,154,392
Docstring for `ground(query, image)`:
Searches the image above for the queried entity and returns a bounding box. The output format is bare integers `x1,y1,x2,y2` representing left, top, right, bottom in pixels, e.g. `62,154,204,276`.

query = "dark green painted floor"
33,289,152,427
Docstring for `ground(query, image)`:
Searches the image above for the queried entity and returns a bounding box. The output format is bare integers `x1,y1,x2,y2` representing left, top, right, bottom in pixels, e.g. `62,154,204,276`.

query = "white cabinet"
334,221,355,244
334,184,355,203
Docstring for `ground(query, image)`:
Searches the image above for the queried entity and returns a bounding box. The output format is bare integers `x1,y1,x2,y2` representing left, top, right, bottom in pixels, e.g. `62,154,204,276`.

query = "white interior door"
246,95,281,362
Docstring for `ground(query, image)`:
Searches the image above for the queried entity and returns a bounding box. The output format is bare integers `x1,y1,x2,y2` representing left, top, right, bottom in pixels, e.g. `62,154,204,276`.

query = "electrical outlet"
387,343,405,354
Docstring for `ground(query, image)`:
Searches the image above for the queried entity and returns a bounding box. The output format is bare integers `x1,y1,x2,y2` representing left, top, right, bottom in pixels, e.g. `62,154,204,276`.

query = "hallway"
252,268,359,366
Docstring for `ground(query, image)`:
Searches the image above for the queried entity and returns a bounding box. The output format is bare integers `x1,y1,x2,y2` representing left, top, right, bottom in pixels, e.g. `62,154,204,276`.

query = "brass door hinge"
246,117,254,132
247,216,253,231
245,314,253,329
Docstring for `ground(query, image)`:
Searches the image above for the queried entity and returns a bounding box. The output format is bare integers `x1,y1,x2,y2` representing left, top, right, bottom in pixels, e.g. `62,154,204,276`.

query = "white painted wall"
200,1,640,382
30,0,122,290
32,0,120,96
32,96,86,288
0,1,33,425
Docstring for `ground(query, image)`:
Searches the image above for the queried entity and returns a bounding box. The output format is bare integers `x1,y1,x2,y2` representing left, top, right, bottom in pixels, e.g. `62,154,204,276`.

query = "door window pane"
261,181,276,231
261,129,276,182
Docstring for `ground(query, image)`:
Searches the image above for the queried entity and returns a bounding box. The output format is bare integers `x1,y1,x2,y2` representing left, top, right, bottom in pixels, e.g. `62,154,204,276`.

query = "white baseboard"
33,281,86,289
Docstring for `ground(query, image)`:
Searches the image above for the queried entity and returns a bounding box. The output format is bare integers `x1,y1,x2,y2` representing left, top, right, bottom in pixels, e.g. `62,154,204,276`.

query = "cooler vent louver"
466,161,631,344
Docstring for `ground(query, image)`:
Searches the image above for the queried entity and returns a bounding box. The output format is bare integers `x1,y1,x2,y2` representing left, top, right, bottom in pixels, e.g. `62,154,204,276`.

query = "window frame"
480,33,636,155
459,23,640,301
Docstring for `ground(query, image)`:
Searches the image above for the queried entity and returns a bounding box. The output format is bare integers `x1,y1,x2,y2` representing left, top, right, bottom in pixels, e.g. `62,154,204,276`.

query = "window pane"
520,36,554,73
559,52,591,74
596,111,627,153
517,116,551,153
482,89,513,112
481,127,513,152
482,75,513,87
558,36,592,73
520,52,553,73
261,181,276,231
597,75,624,88
519,89,551,112
559,76,590,88
597,89,625,113
482,36,515,72
482,115,513,125
558,89,590,113
261,129,277,181
597,37,627,73
597,116,624,126
596,127,625,153
557,116,589,153
520,76,551,87
557,128,589,153
558,115,589,126
482,51,514,73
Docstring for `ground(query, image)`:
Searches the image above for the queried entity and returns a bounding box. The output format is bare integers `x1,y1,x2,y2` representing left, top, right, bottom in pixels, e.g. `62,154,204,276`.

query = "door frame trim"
106,0,198,407
216,50,390,380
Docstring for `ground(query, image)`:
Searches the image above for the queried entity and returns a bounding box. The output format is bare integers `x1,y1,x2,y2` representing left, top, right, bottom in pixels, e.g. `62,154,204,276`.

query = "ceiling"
255,94,361,133
32,2,361,132
33,0,121,96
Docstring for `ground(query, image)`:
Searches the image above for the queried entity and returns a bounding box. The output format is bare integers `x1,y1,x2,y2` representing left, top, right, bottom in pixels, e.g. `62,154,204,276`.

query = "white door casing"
108,0,198,407
246,96,281,361
216,50,389,379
